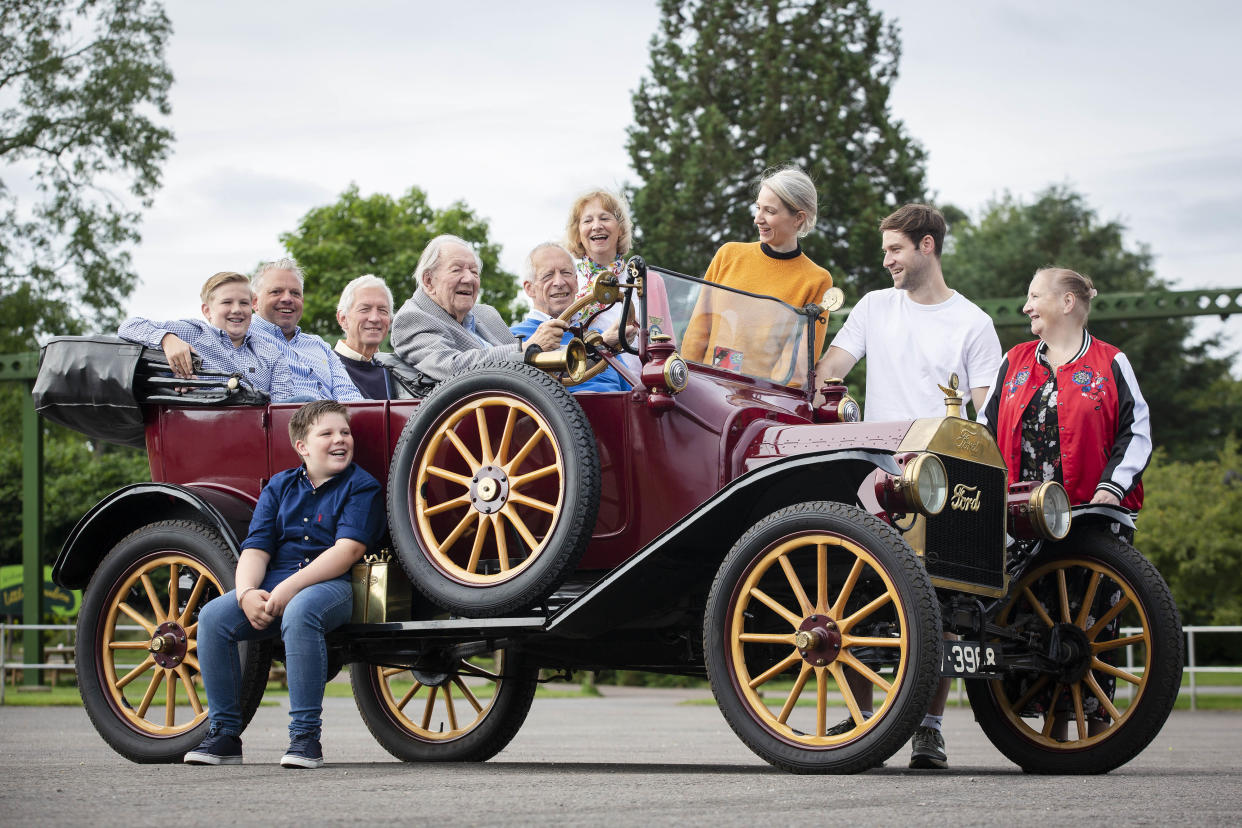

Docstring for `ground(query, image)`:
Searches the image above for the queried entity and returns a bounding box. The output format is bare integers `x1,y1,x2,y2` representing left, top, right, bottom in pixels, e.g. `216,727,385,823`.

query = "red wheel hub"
796,615,842,667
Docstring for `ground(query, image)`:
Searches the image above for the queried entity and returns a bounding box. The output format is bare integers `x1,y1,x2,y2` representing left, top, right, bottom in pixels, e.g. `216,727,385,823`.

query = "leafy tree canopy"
942,185,1238,461
279,184,521,336
0,0,174,352
1141,441,1242,626
626,0,927,291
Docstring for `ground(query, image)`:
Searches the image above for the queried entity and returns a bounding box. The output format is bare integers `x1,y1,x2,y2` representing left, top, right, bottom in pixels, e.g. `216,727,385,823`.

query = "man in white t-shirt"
815,203,1002,770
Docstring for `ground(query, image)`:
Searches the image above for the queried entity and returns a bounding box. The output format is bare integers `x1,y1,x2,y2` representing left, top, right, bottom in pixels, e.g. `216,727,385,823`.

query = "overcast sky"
122,0,1242,357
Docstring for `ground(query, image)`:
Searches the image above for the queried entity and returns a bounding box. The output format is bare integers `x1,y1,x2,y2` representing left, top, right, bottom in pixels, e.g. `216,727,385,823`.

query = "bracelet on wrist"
237,586,259,606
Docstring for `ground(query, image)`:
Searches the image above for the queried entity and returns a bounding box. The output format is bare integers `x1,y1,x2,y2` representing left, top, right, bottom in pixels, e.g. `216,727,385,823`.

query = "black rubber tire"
966,530,1183,774
351,649,538,761
704,501,942,774
388,362,600,617
76,520,270,763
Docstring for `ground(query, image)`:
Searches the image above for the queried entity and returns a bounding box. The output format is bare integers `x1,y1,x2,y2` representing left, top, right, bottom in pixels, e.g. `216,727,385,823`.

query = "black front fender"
548,449,899,636
52,483,256,590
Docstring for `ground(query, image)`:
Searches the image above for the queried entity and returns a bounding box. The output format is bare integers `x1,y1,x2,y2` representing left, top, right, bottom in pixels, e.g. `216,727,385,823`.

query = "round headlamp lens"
907,454,947,515
1033,481,1071,540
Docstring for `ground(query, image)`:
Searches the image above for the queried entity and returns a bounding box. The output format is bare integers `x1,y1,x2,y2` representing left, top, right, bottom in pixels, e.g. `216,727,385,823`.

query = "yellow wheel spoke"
490,514,509,572
1087,596,1131,639
167,563,179,620
1091,657,1142,686
459,660,500,681
424,494,472,517
747,650,802,689
165,669,177,728
837,651,892,694
504,429,545,474
436,510,477,555
1010,674,1051,716
453,677,484,713
748,588,803,629
777,663,813,725
1070,682,1087,740
116,655,156,689
509,463,559,489
424,464,473,488
1085,671,1122,721
815,666,828,738
501,506,540,554
816,543,830,614
1094,632,1147,654
474,408,494,465
1021,586,1056,628
507,491,558,514
496,407,519,466
840,592,893,634
117,602,156,634
183,622,197,639
178,574,210,626
182,653,201,673
397,680,424,712
830,558,864,619
420,686,439,730
779,553,813,615
829,661,866,726
381,666,406,678
109,641,151,650
739,633,797,645
1056,569,1071,624
1075,570,1103,628
445,429,482,471
136,669,165,718
140,574,165,622
175,666,203,715
842,635,901,648
1041,684,1066,738
465,514,491,574
443,683,459,731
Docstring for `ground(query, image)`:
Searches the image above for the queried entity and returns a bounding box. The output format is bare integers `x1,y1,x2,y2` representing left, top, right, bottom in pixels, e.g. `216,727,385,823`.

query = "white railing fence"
4,622,1242,708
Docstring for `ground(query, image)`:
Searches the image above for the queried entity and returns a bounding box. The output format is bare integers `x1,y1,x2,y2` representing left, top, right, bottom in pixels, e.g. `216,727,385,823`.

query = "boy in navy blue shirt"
185,400,383,768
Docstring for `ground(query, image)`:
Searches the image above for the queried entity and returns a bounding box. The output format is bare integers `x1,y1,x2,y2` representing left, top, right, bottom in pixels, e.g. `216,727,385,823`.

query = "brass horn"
524,336,588,383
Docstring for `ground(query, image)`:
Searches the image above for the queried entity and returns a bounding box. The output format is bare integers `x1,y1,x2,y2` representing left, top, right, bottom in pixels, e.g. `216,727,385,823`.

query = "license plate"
941,641,1004,677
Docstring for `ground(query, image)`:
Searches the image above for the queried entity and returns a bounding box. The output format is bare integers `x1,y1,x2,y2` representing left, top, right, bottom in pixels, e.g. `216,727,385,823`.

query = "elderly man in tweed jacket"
391,235,566,381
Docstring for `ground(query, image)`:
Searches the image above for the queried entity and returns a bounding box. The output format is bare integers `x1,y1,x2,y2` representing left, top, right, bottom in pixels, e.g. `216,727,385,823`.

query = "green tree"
943,185,1238,460
0,0,174,352
0,386,148,569
626,0,927,291
1140,442,1242,626
279,184,521,336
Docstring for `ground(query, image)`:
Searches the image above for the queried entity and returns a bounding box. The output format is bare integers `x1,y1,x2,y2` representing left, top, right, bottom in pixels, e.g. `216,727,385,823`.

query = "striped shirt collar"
1035,330,1091,367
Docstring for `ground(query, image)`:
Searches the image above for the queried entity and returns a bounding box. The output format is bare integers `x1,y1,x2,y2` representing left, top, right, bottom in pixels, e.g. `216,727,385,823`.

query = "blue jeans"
197,579,352,740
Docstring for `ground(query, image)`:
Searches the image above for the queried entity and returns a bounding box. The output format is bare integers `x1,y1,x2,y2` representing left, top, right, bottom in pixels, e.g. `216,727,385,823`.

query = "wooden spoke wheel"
76,521,269,763
390,363,600,617
967,530,1183,774
352,649,537,762
705,502,941,774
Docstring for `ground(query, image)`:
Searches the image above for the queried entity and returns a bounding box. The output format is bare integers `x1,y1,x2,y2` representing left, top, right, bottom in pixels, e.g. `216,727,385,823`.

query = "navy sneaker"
281,733,324,769
184,726,242,765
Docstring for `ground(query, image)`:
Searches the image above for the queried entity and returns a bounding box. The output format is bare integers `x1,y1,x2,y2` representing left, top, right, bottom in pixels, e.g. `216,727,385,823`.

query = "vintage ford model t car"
37,259,1183,774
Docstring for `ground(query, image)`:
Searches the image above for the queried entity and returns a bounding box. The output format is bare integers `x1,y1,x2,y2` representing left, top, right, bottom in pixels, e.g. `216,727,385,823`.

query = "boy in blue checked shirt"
117,271,296,400
185,400,384,768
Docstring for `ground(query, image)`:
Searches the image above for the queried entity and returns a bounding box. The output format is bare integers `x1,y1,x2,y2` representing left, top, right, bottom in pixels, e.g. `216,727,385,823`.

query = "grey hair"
337,273,394,316
758,165,818,238
413,235,482,290
252,257,306,291
522,242,572,285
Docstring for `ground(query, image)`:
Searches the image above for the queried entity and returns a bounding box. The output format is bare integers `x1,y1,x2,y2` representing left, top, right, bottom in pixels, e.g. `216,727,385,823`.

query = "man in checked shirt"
248,257,363,401
118,271,296,400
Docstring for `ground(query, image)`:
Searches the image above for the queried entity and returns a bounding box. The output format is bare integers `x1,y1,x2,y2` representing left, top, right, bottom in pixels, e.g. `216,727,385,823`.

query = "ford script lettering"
954,428,983,457
951,483,981,512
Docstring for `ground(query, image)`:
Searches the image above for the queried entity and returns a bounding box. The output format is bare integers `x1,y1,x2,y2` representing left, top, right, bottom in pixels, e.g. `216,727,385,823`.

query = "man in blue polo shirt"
185,400,383,769
249,257,363,401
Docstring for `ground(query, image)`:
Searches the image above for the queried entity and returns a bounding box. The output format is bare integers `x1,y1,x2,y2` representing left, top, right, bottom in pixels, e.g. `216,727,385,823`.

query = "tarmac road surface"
2,687,1240,826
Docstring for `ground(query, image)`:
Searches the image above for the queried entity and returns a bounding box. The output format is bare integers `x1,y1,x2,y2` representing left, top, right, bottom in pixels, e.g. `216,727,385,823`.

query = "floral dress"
1018,338,1119,722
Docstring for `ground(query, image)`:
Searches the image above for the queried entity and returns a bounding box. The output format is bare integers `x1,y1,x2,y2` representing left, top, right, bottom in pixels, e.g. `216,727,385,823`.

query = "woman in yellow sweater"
681,166,834,383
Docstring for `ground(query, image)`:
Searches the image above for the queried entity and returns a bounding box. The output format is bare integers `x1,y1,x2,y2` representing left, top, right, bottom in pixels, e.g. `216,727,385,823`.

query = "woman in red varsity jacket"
979,267,1152,511
978,267,1154,735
